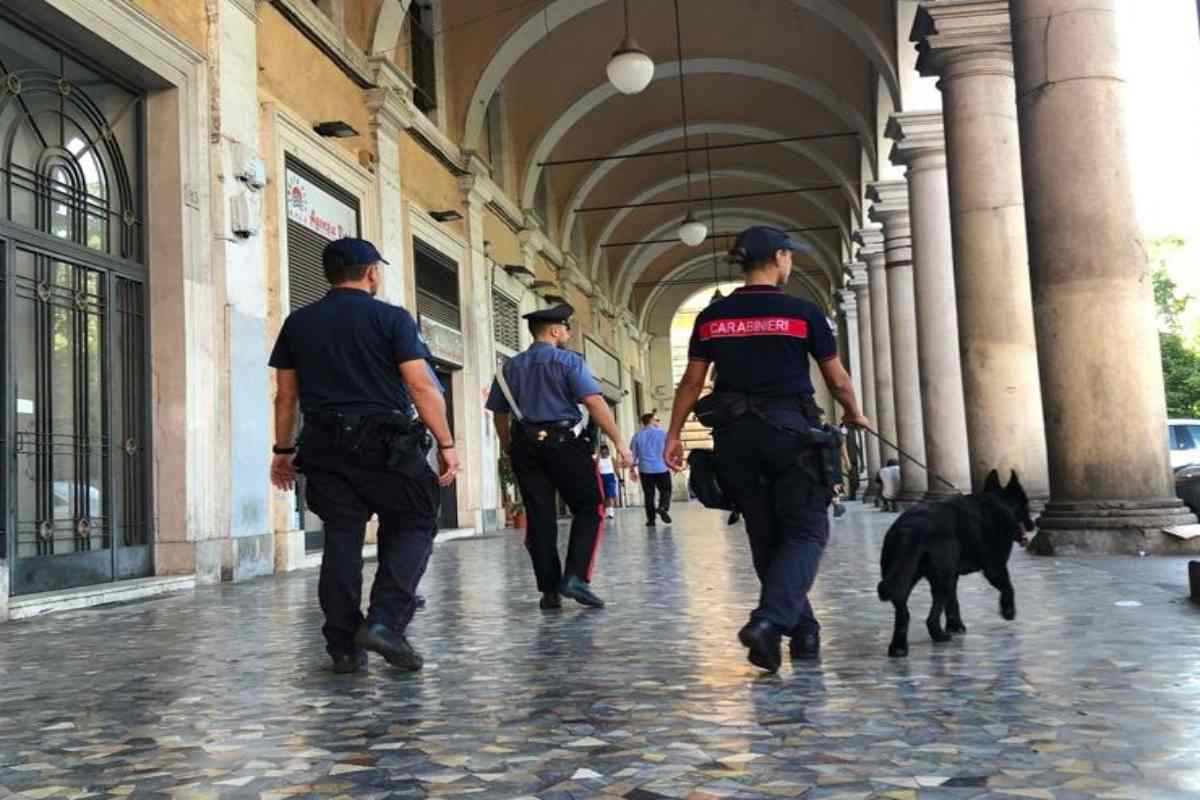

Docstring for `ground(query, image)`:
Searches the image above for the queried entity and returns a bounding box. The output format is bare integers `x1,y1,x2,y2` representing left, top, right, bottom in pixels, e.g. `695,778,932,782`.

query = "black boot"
789,631,820,660
331,650,367,674
560,575,606,608
354,623,423,671
539,592,562,610
738,619,782,673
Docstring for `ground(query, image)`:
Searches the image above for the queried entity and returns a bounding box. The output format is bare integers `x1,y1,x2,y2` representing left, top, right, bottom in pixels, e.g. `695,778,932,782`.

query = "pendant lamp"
607,0,653,95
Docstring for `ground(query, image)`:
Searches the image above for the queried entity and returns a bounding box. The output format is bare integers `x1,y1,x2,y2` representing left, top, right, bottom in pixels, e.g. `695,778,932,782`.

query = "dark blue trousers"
714,418,830,635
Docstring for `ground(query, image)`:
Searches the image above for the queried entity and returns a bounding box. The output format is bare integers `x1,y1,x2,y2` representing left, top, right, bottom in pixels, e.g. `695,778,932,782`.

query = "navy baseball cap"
728,226,806,265
322,237,389,270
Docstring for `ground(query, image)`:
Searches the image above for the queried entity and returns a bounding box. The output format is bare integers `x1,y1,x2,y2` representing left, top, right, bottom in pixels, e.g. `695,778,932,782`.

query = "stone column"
888,111,972,497
460,168,501,532
914,0,1049,499
868,180,928,503
839,283,872,494
1011,0,1198,553
367,58,416,306
854,226,899,466
847,263,881,497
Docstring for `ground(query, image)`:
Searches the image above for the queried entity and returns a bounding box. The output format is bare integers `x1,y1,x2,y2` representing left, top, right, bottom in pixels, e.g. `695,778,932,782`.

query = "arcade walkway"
2,504,1199,800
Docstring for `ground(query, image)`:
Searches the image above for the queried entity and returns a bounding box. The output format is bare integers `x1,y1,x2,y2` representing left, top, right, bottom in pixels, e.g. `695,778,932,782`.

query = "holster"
687,448,734,511
515,420,578,448
797,424,844,490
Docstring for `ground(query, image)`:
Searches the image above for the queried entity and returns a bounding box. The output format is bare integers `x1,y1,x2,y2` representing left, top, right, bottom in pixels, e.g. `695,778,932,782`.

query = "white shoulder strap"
495,364,524,422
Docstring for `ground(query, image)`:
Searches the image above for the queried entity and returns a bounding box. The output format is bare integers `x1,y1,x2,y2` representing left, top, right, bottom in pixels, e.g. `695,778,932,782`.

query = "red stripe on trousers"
586,461,605,581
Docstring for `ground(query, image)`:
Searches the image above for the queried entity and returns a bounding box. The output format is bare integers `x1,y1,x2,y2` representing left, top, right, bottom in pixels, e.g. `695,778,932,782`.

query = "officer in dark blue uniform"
665,226,869,673
487,305,633,610
269,238,459,675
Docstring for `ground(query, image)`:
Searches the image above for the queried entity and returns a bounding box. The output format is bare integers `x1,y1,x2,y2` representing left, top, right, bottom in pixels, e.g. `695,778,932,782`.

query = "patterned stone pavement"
3,502,1200,800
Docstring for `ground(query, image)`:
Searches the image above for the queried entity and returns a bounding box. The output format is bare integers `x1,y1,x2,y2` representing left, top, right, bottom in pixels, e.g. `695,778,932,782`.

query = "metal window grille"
410,4,437,114
492,289,519,351
414,238,460,330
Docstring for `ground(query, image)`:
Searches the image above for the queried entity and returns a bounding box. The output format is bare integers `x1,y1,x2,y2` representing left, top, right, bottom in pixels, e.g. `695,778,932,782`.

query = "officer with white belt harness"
487,305,633,610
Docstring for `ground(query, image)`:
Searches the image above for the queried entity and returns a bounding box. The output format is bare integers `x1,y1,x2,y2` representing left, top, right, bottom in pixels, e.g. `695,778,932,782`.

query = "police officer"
664,226,869,673
269,238,459,675
487,305,633,610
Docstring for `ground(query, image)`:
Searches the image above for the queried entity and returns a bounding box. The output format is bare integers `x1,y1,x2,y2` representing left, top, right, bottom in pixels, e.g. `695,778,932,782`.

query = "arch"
562,122,862,256
614,207,840,307
637,254,833,332
519,58,876,211
371,0,414,55
461,0,900,151
586,169,851,281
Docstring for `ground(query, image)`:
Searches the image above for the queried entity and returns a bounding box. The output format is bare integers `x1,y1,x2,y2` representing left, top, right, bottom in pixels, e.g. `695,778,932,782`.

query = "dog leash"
851,424,961,493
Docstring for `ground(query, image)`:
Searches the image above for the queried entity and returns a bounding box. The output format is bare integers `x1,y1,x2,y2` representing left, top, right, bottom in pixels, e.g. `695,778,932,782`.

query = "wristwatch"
272,444,297,455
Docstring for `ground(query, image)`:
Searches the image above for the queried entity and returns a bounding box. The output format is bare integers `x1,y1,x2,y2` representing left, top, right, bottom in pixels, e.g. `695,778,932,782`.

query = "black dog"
877,470,1035,658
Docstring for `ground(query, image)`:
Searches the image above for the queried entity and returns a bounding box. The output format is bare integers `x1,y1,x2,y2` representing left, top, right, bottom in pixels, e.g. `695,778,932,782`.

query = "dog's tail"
877,525,919,603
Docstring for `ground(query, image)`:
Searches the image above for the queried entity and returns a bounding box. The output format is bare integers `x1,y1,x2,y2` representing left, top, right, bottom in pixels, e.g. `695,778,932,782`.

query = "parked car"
1177,464,1200,517
1169,419,1200,469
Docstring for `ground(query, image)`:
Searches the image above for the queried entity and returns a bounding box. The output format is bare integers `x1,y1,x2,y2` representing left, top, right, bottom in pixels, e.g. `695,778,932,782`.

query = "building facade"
1,0,1194,619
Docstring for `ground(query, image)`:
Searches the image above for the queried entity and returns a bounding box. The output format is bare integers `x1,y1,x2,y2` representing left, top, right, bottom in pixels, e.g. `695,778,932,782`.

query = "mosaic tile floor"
3,502,1200,800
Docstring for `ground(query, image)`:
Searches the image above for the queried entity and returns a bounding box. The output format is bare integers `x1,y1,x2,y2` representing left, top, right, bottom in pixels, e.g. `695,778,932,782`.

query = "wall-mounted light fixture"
313,120,359,138
503,264,535,278
429,209,463,223
542,293,568,305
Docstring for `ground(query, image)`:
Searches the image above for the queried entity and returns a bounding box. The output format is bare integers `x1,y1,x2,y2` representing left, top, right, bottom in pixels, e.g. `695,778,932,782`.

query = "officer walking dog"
487,305,633,611
269,238,458,675
877,470,1035,657
665,226,870,673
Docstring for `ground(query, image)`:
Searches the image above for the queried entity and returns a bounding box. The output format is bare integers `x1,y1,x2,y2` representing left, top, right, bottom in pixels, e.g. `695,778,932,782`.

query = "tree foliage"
1152,237,1200,417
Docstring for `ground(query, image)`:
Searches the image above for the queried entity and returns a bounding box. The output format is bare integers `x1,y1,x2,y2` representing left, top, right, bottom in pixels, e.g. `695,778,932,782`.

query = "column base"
1031,498,1200,555
862,484,879,502
897,489,926,509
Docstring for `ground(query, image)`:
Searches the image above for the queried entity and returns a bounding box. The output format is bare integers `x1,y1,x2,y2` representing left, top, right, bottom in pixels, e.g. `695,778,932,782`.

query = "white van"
1169,419,1200,469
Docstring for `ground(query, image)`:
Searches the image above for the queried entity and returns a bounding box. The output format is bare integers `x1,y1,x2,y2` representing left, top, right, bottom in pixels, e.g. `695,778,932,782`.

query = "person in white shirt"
596,444,619,519
878,458,901,513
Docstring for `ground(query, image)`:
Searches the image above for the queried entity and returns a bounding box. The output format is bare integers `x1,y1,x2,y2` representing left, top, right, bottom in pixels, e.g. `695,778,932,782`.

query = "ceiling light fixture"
671,0,704,247
704,133,723,304
606,0,654,95
679,210,708,247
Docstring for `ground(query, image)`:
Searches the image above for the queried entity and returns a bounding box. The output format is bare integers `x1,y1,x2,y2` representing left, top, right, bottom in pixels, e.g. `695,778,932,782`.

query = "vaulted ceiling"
374,0,904,326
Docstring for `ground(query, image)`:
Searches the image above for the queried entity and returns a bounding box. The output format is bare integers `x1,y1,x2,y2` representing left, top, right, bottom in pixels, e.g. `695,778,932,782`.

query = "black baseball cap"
322,237,389,270
729,226,807,265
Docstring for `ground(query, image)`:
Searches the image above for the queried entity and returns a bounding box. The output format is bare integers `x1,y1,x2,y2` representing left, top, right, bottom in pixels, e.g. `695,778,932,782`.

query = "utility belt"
301,410,432,473
689,392,844,509
515,419,593,449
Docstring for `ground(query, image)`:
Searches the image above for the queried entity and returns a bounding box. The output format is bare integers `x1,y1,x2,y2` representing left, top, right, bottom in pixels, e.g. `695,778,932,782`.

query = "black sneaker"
659,510,672,524
789,631,820,660
560,575,606,608
539,592,562,610
331,650,367,674
354,623,424,671
646,520,657,528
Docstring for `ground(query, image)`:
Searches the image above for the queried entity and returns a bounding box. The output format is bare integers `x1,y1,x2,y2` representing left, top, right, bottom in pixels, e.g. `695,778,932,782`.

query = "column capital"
867,180,910,222
853,226,886,269
366,57,417,136
845,261,869,293
838,288,858,321
886,110,947,173
913,1,1013,79
460,159,495,209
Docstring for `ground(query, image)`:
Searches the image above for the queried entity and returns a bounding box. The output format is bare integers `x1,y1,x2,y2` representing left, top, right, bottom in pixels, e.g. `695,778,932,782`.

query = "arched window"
0,14,142,262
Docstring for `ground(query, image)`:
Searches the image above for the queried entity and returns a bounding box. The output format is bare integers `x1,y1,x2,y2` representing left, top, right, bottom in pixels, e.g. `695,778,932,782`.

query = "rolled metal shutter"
286,219,331,311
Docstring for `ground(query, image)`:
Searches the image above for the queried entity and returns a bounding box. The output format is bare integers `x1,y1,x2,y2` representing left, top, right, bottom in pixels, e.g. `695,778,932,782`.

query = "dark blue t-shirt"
269,288,432,415
687,285,837,398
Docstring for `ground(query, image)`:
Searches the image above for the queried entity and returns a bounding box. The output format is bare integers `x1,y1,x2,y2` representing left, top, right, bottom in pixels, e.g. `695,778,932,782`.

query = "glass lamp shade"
606,42,655,95
678,212,708,247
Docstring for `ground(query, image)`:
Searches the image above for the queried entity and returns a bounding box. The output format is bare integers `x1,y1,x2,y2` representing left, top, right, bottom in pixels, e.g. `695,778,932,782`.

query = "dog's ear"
983,469,1001,493
1005,470,1022,494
